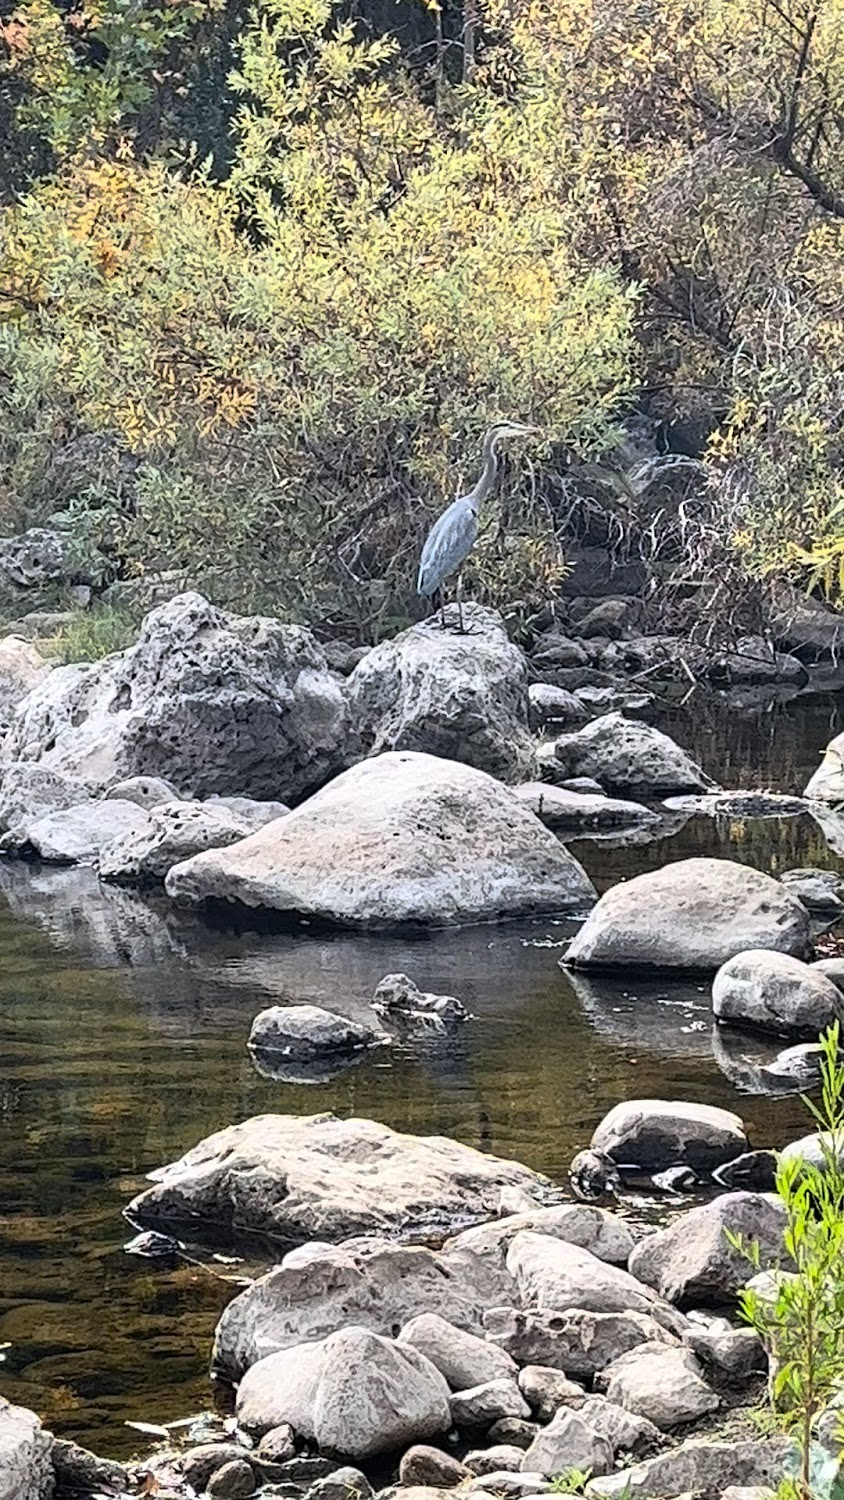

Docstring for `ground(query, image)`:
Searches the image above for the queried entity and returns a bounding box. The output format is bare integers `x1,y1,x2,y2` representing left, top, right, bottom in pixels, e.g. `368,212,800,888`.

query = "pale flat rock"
5,798,149,863
521,1410,613,1479
165,751,596,926
236,1326,451,1457
248,1004,383,1061
506,1232,685,1334
564,858,809,970
513,784,660,833
628,1192,788,1307
99,799,254,882
0,1397,53,1500
346,605,536,782
484,1308,679,1379
399,1313,518,1390
450,1379,531,1427
598,1342,718,1430
590,1099,747,1172
712,950,844,1038
447,1204,635,1267
552,712,714,796
584,1438,791,1499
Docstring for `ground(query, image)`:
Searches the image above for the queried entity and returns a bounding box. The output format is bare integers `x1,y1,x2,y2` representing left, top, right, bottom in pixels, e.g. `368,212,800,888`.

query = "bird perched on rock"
417,420,539,631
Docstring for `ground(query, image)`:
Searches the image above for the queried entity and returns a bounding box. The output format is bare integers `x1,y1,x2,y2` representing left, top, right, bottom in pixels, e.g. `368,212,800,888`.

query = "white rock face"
598,1343,718,1430
3,592,349,800
564,858,809,970
165,752,596,926
0,636,50,729
0,1397,53,1500
805,730,844,801
590,1100,747,1172
128,1111,549,1277
247,1005,382,1060
628,1193,788,1308
236,1326,451,1457
712,950,844,1038
552,712,714,796
345,605,536,782
5,798,149,863
399,1314,518,1391
99,799,256,882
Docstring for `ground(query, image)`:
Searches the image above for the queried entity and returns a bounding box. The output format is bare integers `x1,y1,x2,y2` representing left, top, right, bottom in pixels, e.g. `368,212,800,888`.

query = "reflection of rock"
712,1026,823,1096
248,1050,370,1086
664,792,807,818
565,970,713,1057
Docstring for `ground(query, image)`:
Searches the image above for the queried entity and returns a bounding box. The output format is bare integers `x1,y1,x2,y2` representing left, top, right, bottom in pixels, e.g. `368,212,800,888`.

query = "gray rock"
207,1460,257,1498
447,1204,635,1268
771,580,844,663
450,1380,531,1428
213,1236,518,1382
130,1115,548,1289
521,1410,613,1479
180,1444,255,1490
597,1343,719,1430
465,1447,525,1475
0,636,50,729
576,598,637,639
812,957,844,987
0,1397,53,1500
716,636,807,687
590,1099,747,1172
3,591,349,800
568,1150,622,1203
584,1437,791,1499
531,634,590,671
99,798,254,882
165,751,596,926
505,1232,685,1334
484,1307,679,1379
5,798,149,863
372,974,467,1026
465,1474,550,1497
559,776,606,795
575,1395,661,1457
779,1131,842,1172
0,527,80,591
517,1366,585,1421
711,1151,778,1192
256,1427,296,1463
721,1490,775,1500
682,1317,766,1378
564,858,810,971
0,763,96,833
527,684,584,729
552,712,714,797
487,1420,538,1450
711,1028,823,1097
399,1313,518,1391
628,1193,788,1307
308,1467,373,1500
105,774,182,808
248,1005,382,1061
513,783,660,834
399,1447,469,1488
664,791,808,818
805,729,844,801
713,950,844,1038
206,795,290,831
780,867,844,912
236,1326,451,1458
51,1438,129,1496
345,606,536,782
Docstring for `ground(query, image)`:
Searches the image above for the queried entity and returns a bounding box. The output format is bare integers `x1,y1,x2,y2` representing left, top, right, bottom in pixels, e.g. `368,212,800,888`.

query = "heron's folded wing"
417,498,477,596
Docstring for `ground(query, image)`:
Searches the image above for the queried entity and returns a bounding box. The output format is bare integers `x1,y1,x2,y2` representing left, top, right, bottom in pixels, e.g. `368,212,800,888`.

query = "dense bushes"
1,0,844,635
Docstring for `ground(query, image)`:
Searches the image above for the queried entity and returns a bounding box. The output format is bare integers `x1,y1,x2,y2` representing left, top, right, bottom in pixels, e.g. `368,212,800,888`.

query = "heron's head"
488,420,541,444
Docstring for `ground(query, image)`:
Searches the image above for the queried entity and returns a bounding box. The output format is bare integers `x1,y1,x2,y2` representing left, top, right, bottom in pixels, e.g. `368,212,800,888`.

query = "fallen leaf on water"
124,1421,170,1438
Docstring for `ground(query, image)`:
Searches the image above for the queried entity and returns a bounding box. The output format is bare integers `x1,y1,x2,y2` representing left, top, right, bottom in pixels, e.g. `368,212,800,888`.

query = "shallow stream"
1,689,843,1457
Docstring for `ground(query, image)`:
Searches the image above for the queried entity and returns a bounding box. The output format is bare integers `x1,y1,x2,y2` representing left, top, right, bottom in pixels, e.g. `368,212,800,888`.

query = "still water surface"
1,690,843,1456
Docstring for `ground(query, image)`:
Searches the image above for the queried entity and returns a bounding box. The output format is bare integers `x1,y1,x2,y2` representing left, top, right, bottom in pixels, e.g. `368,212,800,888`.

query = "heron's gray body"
417,495,479,597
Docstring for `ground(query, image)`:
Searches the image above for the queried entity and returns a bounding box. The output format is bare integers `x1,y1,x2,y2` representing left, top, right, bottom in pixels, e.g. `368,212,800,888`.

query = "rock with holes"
0,1397,53,1500
712,950,844,1038
2,798,149,863
345,605,535,782
398,1314,517,1391
597,1343,719,1431
551,713,714,797
0,763,96,833
590,1100,747,1172
484,1308,680,1379
104,774,183,808
2,591,349,800
628,1193,788,1308
164,751,596,926
236,1326,451,1458
99,799,255,883
564,858,810,970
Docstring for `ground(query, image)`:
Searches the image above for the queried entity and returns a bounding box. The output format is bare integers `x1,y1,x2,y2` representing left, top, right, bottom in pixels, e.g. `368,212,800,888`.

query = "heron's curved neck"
472,429,500,510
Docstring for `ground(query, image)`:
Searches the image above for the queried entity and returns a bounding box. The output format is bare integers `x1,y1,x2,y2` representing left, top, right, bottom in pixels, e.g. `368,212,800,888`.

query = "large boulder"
590,1100,747,1172
712,950,844,1038
628,1193,788,1308
98,800,257,883
2,592,348,800
0,1397,53,1500
236,1326,451,1457
164,752,596,926
597,1343,719,1430
128,1112,549,1267
345,606,535,782
484,1307,680,1379
0,637,50,728
585,1438,790,1500
564,858,810,971
3,798,149,863
551,713,714,796
505,1233,684,1335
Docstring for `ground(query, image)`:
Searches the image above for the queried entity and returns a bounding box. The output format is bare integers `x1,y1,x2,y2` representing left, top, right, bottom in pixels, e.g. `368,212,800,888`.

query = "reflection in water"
0,688,843,1456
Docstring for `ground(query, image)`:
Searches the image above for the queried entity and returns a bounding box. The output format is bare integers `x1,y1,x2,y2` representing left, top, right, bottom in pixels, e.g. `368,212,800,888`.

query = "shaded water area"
1,688,844,1458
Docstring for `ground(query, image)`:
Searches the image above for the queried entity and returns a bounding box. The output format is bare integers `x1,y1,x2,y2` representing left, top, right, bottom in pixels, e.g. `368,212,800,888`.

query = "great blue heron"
417,420,540,631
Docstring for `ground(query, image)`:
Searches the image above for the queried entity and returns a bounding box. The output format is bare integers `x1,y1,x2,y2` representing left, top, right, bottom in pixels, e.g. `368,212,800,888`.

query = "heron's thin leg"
456,572,465,634
439,591,447,629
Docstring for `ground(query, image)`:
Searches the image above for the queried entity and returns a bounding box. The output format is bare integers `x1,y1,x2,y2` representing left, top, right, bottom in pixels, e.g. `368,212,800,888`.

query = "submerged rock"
372,973,467,1025
711,1028,823,1096
165,751,596,926
3,591,349,800
247,1004,383,1061
345,605,536,782
564,858,810,971
712,950,844,1038
129,1112,548,1287
552,712,714,797
589,1100,747,1172
663,791,808,818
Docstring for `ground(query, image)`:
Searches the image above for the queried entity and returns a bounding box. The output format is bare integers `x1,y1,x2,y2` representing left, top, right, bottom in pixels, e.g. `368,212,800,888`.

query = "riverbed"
0,689,842,1457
